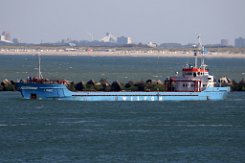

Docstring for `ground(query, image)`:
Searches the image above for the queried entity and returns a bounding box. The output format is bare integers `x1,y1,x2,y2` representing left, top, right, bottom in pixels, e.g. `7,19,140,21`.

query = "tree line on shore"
1,78,245,92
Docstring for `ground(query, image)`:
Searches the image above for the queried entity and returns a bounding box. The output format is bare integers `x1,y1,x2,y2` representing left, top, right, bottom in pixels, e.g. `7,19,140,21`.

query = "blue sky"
0,0,244,44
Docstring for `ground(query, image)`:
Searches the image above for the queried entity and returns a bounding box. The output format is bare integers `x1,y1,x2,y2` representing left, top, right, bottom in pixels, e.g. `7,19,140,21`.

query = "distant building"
12,38,19,44
0,35,6,41
117,36,133,45
221,39,229,46
100,32,117,43
235,37,245,48
61,38,72,44
0,31,13,43
147,42,158,48
2,31,11,41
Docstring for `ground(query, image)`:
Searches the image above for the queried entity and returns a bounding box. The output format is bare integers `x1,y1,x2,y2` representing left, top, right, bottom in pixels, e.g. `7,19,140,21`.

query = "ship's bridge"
182,65,209,77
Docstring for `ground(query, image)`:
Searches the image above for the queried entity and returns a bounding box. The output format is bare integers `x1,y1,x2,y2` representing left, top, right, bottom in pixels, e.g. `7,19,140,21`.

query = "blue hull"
16,83,230,101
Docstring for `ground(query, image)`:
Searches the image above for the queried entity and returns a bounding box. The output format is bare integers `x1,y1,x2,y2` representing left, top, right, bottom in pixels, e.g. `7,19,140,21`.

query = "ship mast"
193,35,206,69
197,35,205,68
194,49,198,68
37,53,43,79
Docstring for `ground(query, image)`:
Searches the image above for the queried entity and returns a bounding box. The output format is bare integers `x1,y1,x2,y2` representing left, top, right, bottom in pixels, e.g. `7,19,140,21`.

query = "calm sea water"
0,55,245,82
0,55,245,162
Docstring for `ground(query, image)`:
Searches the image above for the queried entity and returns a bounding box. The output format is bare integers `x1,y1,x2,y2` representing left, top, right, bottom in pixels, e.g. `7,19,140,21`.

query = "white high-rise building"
0,32,13,43
101,32,117,43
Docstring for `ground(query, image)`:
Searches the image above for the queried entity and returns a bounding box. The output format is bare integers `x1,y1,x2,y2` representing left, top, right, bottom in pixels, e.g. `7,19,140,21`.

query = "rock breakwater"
1,77,245,92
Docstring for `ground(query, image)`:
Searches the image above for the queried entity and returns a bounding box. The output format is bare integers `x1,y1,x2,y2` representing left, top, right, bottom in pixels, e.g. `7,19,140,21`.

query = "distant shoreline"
1,51,245,58
1,46,245,58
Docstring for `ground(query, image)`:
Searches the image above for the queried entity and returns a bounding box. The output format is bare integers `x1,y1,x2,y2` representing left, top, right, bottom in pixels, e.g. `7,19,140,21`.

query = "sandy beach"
0,47,245,58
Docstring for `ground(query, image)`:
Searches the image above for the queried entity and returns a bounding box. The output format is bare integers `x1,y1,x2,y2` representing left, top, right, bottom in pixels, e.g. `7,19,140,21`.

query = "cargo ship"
16,38,230,101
